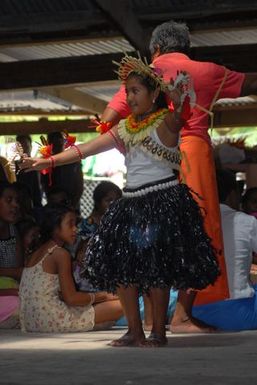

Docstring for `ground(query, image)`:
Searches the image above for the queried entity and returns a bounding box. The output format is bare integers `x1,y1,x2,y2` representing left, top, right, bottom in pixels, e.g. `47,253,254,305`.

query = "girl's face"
98,191,120,215
55,212,77,245
125,76,157,117
0,188,19,223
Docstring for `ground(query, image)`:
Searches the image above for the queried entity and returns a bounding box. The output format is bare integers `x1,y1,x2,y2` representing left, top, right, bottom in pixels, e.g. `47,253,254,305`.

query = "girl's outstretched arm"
20,126,120,172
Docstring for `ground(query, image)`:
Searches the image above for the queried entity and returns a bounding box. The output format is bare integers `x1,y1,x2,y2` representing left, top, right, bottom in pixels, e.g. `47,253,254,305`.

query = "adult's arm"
102,85,130,124
240,73,257,96
101,107,124,125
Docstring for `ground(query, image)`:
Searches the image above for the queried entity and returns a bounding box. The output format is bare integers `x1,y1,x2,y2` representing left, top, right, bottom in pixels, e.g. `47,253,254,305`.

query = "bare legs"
143,294,153,331
94,299,123,329
170,290,215,333
109,286,145,347
110,286,170,347
146,287,170,346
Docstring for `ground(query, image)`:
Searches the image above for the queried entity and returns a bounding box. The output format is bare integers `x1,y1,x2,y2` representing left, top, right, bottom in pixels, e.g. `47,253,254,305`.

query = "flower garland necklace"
118,108,169,146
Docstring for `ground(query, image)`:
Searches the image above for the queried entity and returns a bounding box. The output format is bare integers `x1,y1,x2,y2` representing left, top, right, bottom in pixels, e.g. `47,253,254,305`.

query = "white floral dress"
19,246,95,333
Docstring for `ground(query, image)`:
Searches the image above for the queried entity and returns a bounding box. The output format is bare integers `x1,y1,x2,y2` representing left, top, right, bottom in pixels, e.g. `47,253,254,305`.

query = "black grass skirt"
81,182,220,293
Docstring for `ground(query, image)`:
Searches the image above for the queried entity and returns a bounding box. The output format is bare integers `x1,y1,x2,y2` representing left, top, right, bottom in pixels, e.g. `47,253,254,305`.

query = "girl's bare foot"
140,332,168,347
143,322,153,332
108,331,146,347
170,317,216,334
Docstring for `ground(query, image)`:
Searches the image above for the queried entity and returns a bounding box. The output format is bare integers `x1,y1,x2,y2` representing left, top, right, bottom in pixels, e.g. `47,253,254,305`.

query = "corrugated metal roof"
0,90,81,112
77,82,120,102
0,38,133,62
191,27,257,47
0,25,256,63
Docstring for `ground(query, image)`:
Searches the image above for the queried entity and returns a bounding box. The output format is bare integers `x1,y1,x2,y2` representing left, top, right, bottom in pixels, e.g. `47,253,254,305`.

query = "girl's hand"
166,71,195,112
94,291,113,303
20,157,49,172
105,293,119,301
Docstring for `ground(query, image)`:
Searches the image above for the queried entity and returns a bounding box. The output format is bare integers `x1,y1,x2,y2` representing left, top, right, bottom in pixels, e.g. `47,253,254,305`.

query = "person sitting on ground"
46,186,71,207
19,205,123,333
192,169,257,330
16,219,40,260
242,187,257,219
74,181,122,292
0,182,23,287
14,182,34,222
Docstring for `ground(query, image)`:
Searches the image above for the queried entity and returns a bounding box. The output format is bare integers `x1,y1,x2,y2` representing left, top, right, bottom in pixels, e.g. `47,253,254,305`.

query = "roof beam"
40,87,107,114
94,0,150,56
0,119,94,136
0,52,129,90
0,43,256,91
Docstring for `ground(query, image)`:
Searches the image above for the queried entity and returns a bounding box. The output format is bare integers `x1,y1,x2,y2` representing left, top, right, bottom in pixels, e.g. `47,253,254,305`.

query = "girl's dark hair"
0,181,18,198
40,205,76,243
127,72,168,109
93,181,122,211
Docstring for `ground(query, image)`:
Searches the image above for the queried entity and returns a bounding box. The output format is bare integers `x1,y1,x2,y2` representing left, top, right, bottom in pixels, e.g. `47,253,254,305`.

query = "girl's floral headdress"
113,53,196,108
113,53,167,92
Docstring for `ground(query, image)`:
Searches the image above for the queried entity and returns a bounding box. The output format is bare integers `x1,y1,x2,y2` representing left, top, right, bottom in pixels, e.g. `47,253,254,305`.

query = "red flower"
64,134,76,148
39,144,53,158
90,118,112,134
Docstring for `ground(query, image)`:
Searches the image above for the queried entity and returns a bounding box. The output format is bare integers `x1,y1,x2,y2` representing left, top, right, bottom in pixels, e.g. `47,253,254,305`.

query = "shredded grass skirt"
81,183,220,293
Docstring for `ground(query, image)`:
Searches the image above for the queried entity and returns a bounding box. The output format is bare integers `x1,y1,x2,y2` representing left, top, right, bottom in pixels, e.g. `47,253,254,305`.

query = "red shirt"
108,53,245,144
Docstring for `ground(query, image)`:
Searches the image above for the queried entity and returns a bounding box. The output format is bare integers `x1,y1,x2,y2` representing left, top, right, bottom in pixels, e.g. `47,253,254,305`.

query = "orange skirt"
180,136,229,305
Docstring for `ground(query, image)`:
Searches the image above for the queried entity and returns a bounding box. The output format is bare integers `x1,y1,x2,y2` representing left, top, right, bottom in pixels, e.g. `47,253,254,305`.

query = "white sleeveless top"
125,128,178,188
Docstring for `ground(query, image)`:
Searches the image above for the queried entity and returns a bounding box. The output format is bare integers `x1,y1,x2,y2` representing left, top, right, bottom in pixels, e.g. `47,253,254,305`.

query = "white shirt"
125,129,177,188
220,203,257,299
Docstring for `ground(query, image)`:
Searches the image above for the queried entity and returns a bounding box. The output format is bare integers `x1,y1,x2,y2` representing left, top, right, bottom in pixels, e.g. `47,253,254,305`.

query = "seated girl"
0,182,23,288
74,181,122,291
19,205,123,333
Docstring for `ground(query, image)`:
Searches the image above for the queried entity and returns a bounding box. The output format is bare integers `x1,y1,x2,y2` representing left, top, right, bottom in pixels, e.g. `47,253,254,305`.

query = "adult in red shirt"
101,20,257,333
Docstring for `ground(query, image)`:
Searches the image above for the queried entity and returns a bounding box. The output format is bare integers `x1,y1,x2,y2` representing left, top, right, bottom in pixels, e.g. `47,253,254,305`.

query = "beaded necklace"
118,108,169,146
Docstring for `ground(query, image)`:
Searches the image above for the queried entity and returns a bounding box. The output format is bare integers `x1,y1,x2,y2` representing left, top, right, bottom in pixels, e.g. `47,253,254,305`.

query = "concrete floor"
1,328,257,385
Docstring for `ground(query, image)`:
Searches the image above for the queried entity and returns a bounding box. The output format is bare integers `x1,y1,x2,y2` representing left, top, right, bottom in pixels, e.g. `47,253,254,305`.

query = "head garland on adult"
149,20,191,57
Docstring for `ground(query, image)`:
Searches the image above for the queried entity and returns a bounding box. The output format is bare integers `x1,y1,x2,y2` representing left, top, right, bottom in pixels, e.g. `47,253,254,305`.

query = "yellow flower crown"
113,53,167,91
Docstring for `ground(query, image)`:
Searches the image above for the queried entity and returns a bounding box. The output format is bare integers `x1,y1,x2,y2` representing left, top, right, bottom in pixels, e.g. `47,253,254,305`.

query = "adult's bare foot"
170,317,216,334
108,331,146,347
